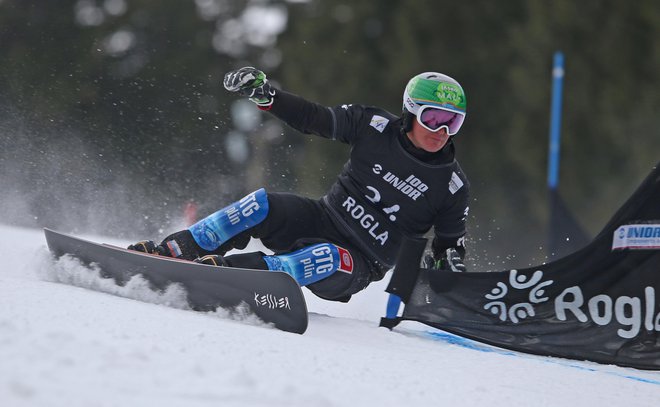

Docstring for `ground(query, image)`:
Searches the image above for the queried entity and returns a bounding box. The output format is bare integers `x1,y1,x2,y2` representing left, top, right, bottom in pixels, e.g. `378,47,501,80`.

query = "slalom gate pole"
547,51,565,191
385,294,401,319
383,237,427,322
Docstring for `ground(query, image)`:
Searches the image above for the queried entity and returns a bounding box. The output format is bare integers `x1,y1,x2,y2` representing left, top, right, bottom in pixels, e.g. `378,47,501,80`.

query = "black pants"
197,192,384,302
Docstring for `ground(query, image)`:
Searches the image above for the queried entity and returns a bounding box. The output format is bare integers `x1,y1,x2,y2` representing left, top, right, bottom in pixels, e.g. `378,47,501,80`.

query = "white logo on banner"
555,286,660,339
484,270,660,339
483,270,554,323
612,224,660,250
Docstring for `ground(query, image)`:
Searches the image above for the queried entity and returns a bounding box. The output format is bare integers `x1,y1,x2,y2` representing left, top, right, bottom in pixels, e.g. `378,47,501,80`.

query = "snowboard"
44,228,309,334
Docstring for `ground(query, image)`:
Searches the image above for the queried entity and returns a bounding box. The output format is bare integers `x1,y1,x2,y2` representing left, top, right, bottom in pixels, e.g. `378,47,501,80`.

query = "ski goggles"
417,105,465,135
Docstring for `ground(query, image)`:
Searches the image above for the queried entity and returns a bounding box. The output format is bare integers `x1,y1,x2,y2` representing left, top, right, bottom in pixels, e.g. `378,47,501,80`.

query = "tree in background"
0,0,658,270
275,0,660,269
0,0,291,236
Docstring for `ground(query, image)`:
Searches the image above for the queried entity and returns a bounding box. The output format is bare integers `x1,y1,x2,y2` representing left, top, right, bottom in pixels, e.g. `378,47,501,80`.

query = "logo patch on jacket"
369,115,389,133
449,171,464,194
336,246,354,274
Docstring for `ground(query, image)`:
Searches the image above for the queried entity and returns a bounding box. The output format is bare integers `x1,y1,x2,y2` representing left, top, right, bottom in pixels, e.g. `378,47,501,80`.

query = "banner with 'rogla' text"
391,162,660,370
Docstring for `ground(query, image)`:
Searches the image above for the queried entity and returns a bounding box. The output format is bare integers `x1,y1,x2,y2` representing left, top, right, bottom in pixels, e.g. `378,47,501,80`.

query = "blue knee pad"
189,188,269,251
262,243,355,286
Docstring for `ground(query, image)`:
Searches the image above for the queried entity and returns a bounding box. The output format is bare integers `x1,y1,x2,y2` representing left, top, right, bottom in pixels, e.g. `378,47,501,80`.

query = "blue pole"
385,294,401,319
547,51,565,190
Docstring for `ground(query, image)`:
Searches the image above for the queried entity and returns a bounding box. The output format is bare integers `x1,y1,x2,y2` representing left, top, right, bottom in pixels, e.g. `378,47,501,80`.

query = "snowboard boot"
194,254,227,266
158,229,212,260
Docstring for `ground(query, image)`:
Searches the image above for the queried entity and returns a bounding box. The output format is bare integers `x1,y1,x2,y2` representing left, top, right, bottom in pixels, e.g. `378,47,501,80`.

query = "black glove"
223,66,276,107
423,248,466,272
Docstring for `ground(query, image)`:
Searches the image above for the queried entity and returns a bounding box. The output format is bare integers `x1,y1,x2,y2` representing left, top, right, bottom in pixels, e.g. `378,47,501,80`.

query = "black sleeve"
267,90,366,145
267,90,335,140
431,187,469,259
432,235,466,260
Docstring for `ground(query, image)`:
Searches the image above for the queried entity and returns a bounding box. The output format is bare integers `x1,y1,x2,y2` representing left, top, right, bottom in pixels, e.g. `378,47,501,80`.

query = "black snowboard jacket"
265,90,470,269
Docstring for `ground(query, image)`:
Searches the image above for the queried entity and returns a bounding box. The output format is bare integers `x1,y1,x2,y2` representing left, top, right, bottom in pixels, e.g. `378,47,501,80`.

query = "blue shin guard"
262,243,354,286
188,188,269,251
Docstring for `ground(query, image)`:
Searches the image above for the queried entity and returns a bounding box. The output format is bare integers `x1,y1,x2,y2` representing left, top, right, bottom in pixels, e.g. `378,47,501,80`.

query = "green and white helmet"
402,72,467,134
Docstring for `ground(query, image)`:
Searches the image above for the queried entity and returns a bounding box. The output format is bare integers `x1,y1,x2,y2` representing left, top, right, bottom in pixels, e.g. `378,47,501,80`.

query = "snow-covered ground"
1,223,659,407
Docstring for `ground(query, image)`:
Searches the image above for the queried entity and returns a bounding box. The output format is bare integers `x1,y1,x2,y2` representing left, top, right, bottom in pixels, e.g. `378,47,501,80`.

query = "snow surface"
1,223,659,407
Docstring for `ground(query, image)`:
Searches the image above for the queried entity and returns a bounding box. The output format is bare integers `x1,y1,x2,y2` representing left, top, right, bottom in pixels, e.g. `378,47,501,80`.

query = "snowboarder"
129,67,470,302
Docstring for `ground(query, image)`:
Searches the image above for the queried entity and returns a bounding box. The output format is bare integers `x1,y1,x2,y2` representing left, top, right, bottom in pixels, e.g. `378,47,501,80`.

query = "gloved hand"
223,66,276,107
422,248,466,272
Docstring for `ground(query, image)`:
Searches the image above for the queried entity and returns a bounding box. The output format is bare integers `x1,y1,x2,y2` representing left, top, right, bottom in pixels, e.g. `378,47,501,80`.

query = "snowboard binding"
194,254,227,266
127,240,169,256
